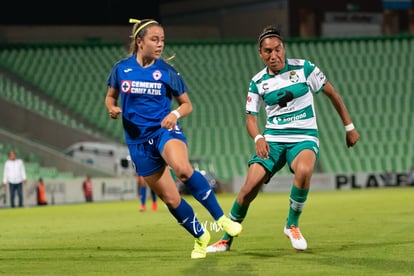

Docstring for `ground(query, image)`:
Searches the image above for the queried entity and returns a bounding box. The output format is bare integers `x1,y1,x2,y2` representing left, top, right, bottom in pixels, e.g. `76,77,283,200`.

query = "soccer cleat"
191,230,211,259
139,205,146,212
152,202,157,211
284,225,307,251
217,215,243,237
206,239,231,253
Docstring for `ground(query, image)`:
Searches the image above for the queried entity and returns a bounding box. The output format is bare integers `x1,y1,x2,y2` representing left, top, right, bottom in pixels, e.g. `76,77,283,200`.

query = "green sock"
286,185,309,228
221,200,249,244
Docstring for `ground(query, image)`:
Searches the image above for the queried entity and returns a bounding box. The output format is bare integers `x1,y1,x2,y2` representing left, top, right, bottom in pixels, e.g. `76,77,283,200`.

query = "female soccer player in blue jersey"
207,25,360,253
104,18,242,259
136,174,157,212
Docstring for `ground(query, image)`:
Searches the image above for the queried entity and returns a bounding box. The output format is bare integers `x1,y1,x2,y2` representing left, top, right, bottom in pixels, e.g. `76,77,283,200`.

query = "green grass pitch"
1,187,413,275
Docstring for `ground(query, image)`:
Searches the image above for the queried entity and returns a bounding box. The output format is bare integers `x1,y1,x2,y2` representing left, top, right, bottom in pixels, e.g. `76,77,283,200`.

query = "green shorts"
248,140,319,183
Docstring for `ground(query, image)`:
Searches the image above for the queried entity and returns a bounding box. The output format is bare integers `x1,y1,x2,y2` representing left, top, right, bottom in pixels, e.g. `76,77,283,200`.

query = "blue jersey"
107,54,188,144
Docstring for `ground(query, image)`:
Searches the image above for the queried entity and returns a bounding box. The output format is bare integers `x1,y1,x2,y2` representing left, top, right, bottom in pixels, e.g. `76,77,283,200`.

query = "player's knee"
173,166,194,182
295,163,314,177
159,192,181,208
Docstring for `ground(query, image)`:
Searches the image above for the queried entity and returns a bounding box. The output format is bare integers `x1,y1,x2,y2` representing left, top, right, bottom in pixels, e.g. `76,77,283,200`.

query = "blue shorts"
127,127,187,176
248,140,319,183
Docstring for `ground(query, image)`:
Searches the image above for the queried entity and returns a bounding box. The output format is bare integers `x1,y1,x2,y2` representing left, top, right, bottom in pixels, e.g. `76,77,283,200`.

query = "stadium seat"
0,37,413,179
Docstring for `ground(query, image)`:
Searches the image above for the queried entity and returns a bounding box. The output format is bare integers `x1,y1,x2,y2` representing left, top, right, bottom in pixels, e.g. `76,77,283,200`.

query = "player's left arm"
173,92,192,118
322,81,360,148
161,93,192,129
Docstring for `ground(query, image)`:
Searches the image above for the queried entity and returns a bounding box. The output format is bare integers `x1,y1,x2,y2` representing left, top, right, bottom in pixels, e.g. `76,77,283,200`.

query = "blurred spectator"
2,150,27,208
407,167,414,186
36,178,48,206
137,174,157,211
82,175,93,202
384,171,394,186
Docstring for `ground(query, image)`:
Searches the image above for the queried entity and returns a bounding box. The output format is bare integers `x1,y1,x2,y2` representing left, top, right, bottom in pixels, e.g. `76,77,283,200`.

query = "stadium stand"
0,36,413,180
0,142,74,180
0,74,92,131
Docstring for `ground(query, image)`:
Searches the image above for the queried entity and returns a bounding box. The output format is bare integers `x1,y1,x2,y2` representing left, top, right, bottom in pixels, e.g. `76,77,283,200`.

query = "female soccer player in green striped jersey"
207,25,360,253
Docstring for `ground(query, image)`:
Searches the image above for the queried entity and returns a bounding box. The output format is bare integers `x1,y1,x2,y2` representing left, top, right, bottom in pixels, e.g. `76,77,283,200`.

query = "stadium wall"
0,171,408,208
233,172,409,192
0,26,132,44
0,1,288,43
0,177,137,208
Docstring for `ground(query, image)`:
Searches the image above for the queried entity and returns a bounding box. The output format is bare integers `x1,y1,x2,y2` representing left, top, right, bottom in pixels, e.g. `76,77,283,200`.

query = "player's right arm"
105,87,122,119
246,113,269,159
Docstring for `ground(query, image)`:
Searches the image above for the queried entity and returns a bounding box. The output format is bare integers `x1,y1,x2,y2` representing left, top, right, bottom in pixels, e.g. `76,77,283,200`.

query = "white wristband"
254,134,264,143
171,110,181,119
345,123,355,132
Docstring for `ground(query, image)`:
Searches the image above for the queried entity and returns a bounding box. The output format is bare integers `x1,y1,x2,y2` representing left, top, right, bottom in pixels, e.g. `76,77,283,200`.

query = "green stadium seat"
0,37,413,179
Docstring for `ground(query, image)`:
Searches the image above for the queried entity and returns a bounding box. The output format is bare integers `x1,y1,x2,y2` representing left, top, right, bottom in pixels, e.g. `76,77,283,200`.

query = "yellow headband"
129,18,159,38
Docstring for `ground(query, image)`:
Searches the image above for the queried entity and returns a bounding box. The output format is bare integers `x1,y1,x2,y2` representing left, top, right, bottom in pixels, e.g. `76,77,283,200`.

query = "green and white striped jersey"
246,58,327,146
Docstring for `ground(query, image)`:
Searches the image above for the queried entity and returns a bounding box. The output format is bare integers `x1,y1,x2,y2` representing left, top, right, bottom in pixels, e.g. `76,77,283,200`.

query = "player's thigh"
145,166,181,208
288,141,318,173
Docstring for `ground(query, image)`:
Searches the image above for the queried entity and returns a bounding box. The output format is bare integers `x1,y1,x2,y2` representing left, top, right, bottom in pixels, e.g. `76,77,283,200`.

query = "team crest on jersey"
153,70,162,80
289,71,299,83
121,80,132,93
